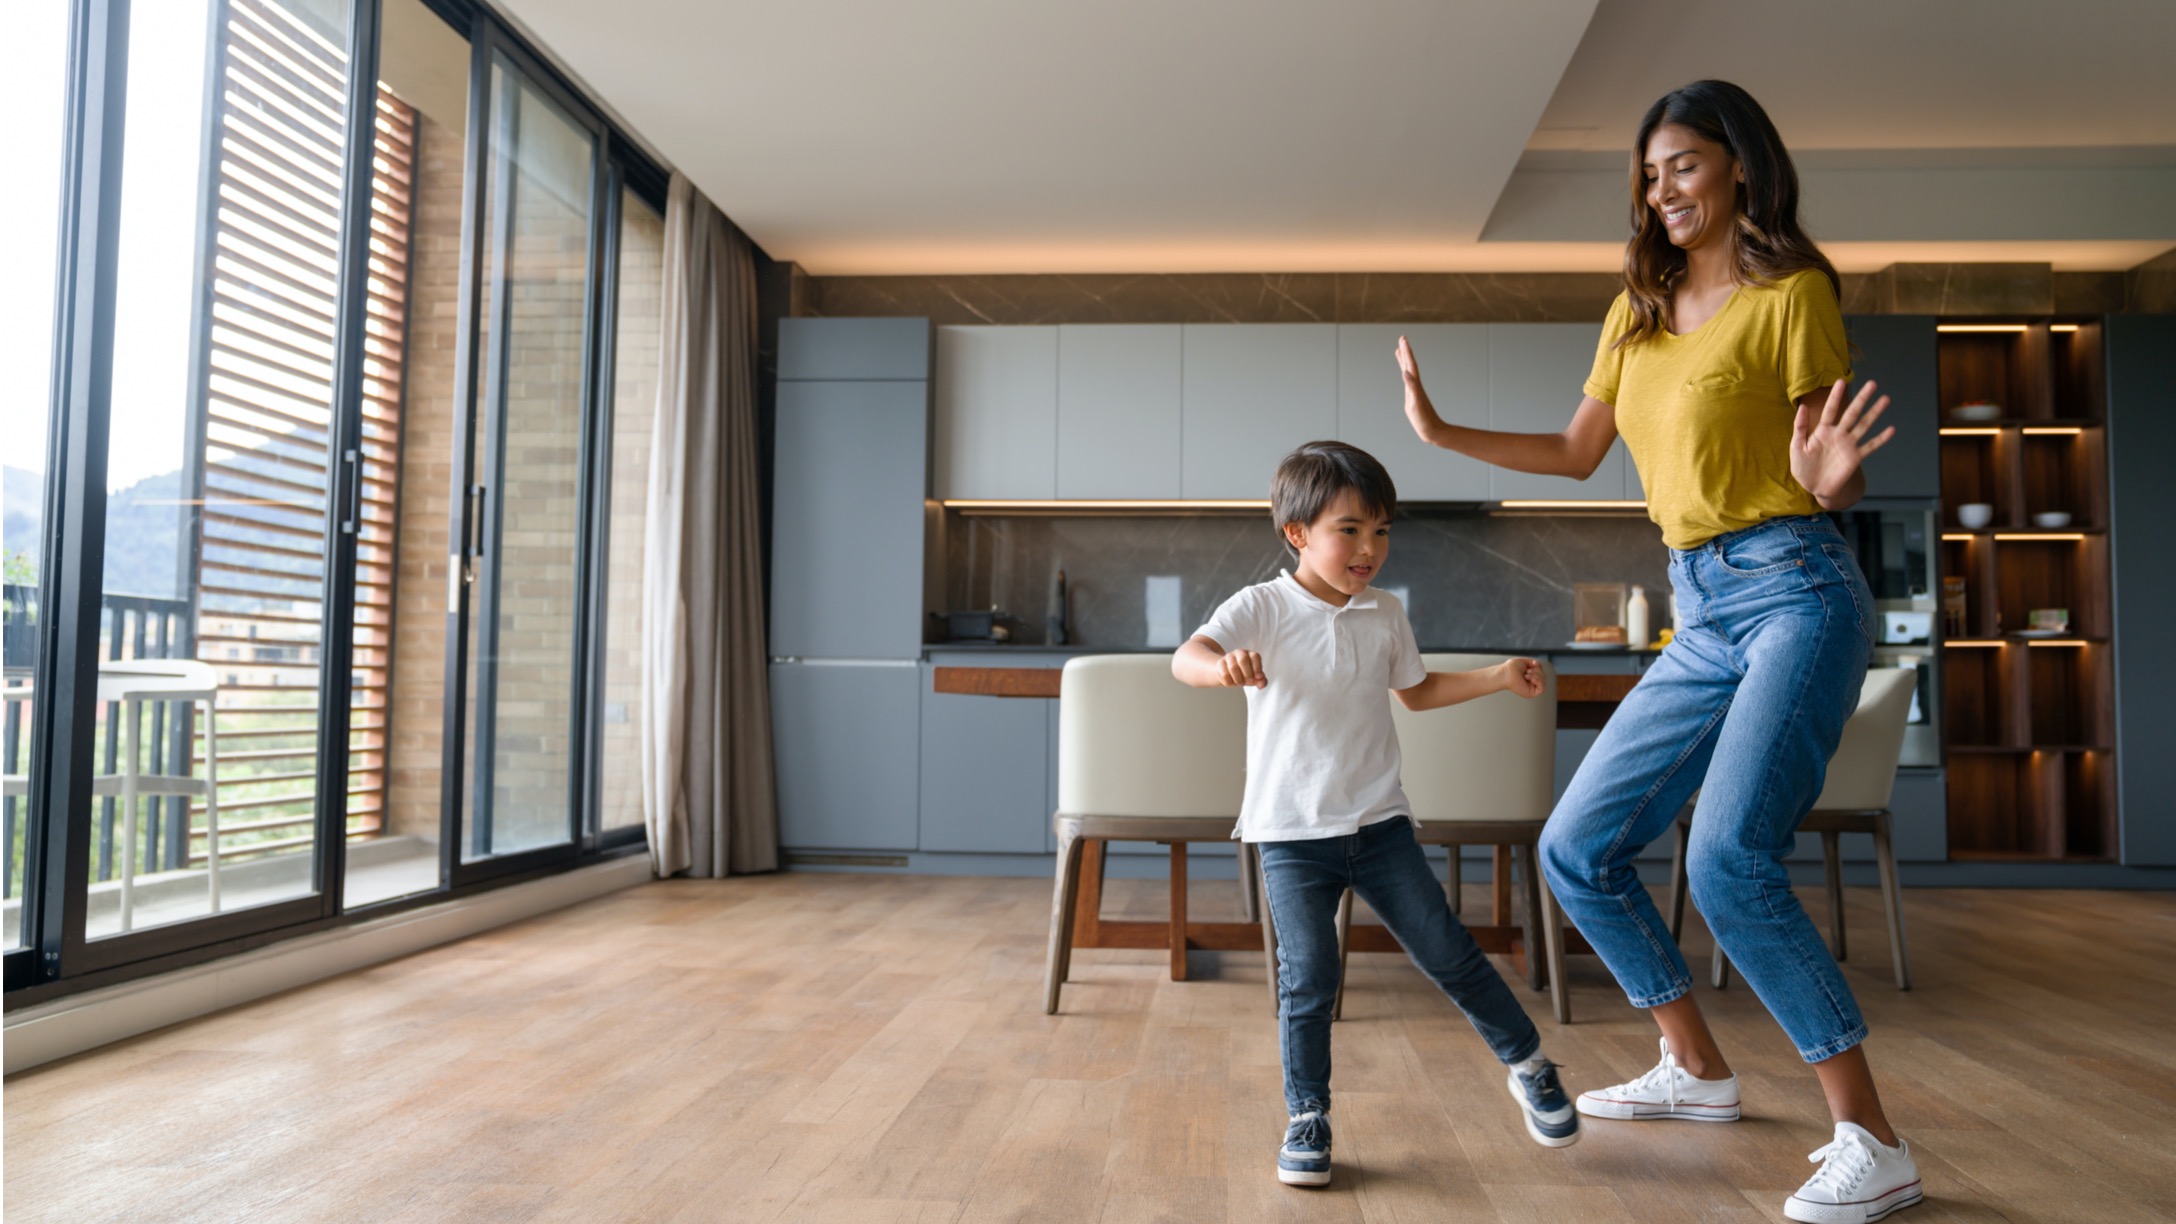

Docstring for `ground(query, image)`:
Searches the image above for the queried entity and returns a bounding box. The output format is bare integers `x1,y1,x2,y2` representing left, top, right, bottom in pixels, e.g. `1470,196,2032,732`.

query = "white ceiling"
493,0,2176,274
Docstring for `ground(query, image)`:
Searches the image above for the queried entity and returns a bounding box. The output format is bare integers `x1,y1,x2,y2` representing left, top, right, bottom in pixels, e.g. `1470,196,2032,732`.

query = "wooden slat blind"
188,0,416,860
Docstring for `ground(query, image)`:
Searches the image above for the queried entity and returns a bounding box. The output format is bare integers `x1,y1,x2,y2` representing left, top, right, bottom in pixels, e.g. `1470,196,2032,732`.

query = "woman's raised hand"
1395,335,1423,385
1396,336,1449,446
1790,378,1895,503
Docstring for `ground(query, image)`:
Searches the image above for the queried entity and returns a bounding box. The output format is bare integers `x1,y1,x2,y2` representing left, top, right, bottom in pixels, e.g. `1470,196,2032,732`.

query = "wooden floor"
8,874,2176,1223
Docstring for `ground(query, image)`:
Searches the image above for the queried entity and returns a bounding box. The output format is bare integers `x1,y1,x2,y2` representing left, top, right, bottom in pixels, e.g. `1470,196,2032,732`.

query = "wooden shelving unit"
1937,321,2117,861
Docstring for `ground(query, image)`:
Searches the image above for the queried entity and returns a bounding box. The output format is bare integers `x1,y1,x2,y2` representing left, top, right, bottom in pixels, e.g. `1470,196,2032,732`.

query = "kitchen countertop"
925,641,1665,657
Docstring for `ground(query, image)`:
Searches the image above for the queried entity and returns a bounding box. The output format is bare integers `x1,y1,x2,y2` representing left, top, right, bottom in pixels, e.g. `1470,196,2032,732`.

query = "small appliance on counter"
1569,581,1629,649
933,607,1015,643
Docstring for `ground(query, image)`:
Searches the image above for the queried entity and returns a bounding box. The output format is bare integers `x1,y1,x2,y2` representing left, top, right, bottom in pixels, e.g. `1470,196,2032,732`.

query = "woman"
1397,80,1918,1223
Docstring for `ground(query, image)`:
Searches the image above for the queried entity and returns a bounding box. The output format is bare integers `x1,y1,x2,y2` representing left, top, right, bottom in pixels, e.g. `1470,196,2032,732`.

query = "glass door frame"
11,0,387,988
437,13,616,889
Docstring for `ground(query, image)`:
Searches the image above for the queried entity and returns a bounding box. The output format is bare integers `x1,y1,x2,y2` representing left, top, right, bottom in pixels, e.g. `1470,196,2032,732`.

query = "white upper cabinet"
1336,324,1490,502
1056,325,1183,499
1181,324,1338,500
933,326,1057,500
1488,323,1627,501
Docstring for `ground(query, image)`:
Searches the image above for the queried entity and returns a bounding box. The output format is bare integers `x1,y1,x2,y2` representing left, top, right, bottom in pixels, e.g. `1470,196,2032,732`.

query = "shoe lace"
1522,1060,1566,1104
1803,1133,1876,1197
1624,1055,1681,1112
1287,1112,1330,1152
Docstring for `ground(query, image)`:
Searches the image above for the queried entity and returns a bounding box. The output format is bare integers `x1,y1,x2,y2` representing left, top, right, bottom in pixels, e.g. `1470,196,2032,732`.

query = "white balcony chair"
1667,666,1917,991
1043,654,1250,1015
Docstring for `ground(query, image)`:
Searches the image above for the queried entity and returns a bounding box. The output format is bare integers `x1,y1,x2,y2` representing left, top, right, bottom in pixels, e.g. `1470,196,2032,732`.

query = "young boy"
1172,440,1577,1188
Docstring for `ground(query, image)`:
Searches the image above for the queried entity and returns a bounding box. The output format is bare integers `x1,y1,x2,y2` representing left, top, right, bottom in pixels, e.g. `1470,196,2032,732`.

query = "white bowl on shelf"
1950,402,2002,422
1957,503,1995,530
2032,511,2072,528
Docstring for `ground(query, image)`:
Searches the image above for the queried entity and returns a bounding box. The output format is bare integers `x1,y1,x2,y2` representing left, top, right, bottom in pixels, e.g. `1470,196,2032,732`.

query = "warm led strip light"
2050,324,2080,333
942,499,1270,511
1939,427,2001,436
1497,500,1648,510
1994,532,2086,541
1936,324,2028,333
2026,639,2091,648
1947,639,2003,648
2022,426,2083,435
1940,533,1974,541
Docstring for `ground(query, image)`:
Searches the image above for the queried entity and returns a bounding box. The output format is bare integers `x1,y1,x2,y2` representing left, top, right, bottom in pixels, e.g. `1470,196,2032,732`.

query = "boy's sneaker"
1506,1058,1580,1147
1574,1037,1742,1122
1784,1122,1923,1222
1277,1110,1332,1187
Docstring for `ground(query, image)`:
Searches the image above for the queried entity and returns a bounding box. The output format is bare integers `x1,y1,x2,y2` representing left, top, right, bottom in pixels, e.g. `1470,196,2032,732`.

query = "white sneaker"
1574,1037,1741,1122
1784,1122,1923,1222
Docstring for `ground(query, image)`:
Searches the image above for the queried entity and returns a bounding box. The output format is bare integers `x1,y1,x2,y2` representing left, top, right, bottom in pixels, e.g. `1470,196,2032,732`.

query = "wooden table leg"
1169,842,1189,981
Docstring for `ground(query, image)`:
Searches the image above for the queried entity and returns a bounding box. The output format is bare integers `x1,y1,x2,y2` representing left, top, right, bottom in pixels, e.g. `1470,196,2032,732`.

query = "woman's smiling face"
1643,122,1740,253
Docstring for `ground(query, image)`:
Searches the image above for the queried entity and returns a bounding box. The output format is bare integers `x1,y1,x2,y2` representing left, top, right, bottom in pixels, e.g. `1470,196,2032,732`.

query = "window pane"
351,0,469,910
459,56,594,862
89,0,358,938
1,0,72,951
598,189,662,835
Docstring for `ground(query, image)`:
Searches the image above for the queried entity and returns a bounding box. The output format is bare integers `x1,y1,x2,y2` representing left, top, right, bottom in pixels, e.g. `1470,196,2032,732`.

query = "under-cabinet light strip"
1994,532,2086,541
1946,640,2003,648
2026,639,2091,648
942,499,1270,511
1936,324,2029,333
1939,427,2001,436
1940,533,1974,541
1496,500,1648,510
2050,324,2080,333
2021,427,2083,435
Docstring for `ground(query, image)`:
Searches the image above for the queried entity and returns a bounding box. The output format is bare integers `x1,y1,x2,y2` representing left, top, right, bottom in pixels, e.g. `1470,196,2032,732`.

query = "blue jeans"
1539,514,1875,1063
1259,815,1541,1114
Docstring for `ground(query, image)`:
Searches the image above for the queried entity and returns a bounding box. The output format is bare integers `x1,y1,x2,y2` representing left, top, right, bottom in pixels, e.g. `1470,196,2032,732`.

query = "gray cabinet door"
769,379,928,659
778,317,930,381
1337,324,1490,502
934,326,1057,500
1057,325,1183,499
1182,324,1339,499
1843,316,1939,501
919,680,1051,854
771,662,921,851
2109,314,2176,865
1489,324,1625,501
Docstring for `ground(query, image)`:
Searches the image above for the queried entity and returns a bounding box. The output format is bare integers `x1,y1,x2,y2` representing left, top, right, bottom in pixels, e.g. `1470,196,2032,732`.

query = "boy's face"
1282,489,1391,604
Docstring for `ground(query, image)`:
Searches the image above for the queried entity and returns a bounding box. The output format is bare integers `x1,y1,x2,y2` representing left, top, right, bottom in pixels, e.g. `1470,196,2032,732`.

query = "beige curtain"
642,172,778,877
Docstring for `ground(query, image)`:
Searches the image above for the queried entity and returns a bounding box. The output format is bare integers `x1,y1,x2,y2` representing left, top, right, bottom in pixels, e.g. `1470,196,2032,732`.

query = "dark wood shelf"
1938,319,2116,861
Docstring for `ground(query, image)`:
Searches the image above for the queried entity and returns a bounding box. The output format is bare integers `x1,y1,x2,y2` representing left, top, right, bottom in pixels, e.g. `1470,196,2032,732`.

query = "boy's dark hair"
1270,441,1398,555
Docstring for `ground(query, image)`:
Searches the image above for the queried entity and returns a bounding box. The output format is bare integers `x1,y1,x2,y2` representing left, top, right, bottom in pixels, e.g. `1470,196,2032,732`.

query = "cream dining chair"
1668,666,1918,991
1043,654,1252,1015
1258,653,1571,1025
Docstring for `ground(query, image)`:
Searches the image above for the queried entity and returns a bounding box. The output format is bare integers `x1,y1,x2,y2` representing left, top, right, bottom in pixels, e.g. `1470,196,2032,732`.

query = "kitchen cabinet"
933,326,1057,500
1336,324,1490,502
2108,314,2176,865
1844,315,1939,501
768,377,929,659
1488,323,1630,501
1182,324,1338,499
1057,325,1184,499
919,670,1052,854
771,662,921,851
777,317,929,381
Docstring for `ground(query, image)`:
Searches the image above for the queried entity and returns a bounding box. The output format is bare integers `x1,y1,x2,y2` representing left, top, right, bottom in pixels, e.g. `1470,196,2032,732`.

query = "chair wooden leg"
1238,841,1260,924
1491,846,1513,926
1259,848,1281,1016
1332,888,1353,1021
1446,847,1463,916
1873,813,1911,990
1044,822,1086,1015
1822,829,1847,962
1169,842,1189,982
1539,875,1571,1024
1517,842,1546,992
1667,812,1691,941
1711,940,1732,989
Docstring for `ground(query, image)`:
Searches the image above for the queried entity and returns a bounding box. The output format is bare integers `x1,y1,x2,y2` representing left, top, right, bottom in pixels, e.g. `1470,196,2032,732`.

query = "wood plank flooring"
7,874,2175,1222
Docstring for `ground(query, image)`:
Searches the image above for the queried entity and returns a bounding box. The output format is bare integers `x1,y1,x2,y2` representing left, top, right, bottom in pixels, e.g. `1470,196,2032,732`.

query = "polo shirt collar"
1276,569,1380,612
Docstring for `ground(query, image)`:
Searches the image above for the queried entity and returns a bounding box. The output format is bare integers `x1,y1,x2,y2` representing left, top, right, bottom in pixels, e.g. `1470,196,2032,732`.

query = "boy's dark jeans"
1258,815,1540,1114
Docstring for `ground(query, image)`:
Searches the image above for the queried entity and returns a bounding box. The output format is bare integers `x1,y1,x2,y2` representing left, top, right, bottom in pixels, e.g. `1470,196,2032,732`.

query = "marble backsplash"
940,508,1674,650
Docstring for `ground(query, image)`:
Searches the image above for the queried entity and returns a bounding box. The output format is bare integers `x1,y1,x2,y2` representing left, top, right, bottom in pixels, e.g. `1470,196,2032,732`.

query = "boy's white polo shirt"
1194,571,1427,843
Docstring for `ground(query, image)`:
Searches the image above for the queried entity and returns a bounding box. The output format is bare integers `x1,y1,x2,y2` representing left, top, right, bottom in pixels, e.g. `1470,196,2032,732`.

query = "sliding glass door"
443,33,604,878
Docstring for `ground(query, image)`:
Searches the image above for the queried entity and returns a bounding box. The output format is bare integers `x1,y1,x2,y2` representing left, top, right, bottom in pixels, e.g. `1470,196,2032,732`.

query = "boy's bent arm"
1394,658,1542,711
1174,635,1249,688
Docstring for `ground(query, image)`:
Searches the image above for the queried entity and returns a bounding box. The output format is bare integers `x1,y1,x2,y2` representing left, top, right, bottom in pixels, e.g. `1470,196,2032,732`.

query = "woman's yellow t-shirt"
1584,268,1851,550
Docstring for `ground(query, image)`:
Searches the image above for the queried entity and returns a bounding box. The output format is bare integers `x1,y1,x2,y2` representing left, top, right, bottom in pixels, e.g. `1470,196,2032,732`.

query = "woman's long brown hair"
1614,80,1839,349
